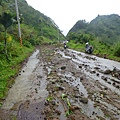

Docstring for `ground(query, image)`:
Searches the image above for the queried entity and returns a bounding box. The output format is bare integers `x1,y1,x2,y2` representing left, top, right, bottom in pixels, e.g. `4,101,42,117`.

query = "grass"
0,34,59,101
0,40,35,99
67,40,120,61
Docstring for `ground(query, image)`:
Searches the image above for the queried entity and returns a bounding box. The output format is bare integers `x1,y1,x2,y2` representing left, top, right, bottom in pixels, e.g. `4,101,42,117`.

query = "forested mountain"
16,0,64,40
0,0,64,46
67,14,120,44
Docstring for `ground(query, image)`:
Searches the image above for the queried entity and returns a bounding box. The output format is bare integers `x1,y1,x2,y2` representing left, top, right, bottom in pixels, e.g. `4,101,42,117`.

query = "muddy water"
58,49,120,119
1,46,120,120
70,49,120,69
59,49,120,95
2,49,48,110
58,71,105,119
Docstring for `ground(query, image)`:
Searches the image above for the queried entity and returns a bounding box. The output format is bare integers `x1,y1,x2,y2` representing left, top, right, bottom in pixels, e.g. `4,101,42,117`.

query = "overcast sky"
25,0,120,35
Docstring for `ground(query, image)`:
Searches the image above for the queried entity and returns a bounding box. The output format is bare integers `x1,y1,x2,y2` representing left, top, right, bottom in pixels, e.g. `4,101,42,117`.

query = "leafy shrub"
114,46,120,57
23,40,32,48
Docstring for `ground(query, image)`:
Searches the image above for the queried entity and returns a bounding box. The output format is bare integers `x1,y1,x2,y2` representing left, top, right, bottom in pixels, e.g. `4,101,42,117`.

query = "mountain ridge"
67,14,120,44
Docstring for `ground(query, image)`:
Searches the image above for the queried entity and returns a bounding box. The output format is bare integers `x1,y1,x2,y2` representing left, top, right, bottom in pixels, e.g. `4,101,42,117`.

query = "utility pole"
15,0,22,46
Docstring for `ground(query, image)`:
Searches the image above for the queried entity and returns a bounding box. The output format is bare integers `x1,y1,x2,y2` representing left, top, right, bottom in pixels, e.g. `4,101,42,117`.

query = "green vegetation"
67,33,120,61
0,0,65,100
67,14,120,61
0,40,34,98
67,14,120,44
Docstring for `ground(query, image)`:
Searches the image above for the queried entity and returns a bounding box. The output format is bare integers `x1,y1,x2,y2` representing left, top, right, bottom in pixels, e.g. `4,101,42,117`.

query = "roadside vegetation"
67,33,120,61
0,41,34,99
67,14,120,61
0,0,63,101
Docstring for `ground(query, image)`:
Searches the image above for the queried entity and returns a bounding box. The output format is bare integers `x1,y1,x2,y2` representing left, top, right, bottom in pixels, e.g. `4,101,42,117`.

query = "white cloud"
25,0,120,35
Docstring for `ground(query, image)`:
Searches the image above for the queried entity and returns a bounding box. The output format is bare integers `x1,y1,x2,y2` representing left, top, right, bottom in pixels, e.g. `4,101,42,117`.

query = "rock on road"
0,45,120,120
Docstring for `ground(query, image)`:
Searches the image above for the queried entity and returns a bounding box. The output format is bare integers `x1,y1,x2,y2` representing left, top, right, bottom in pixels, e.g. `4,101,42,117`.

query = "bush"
23,40,32,48
114,42,120,57
114,47,120,57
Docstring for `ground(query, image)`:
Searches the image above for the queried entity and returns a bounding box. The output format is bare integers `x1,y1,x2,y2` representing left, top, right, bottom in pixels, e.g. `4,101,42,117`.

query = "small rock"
74,95,80,98
59,86,64,90
114,73,119,77
71,115,75,120
59,80,63,83
41,110,44,114
53,117,59,120
94,67,100,70
104,69,111,74
116,85,120,89
80,97,88,104
79,65,82,68
80,76,84,80
61,66,66,70
92,111,95,115
55,110,61,115
108,81,111,84
96,73,99,76
90,70,96,74
104,87,108,90
44,100,49,106
51,101,56,105
69,105,80,111
52,81,55,84
101,76,107,81
113,82,116,86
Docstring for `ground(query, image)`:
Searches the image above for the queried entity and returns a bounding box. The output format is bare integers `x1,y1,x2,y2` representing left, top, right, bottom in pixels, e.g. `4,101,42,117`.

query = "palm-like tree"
0,11,13,60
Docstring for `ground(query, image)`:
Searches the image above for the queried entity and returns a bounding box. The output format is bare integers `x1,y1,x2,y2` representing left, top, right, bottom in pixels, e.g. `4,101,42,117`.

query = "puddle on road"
81,99,104,119
58,72,106,119
17,99,45,120
69,49,120,70
83,70,120,95
59,49,120,95
55,98,67,120
61,72,88,97
64,72,119,118
58,49,120,119
2,49,48,110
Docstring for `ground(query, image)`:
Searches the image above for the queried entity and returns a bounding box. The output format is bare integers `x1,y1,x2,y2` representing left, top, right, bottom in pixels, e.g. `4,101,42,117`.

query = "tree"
0,11,13,60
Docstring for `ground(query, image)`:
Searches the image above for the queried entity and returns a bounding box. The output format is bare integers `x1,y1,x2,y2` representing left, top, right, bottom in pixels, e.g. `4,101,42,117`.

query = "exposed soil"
0,45,120,120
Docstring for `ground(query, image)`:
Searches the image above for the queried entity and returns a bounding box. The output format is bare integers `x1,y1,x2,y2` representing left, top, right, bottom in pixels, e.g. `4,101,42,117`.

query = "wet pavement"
0,45,120,120
60,49,120,95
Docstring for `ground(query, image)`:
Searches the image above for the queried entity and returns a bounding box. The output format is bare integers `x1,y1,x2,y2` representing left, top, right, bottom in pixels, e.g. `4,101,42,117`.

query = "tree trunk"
4,30,9,61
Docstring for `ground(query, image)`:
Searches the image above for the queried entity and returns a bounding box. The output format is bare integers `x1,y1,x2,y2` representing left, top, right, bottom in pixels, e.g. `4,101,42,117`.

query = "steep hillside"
1,0,65,44
16,0,63,40
0,0,64,99
67,14,120,44
66,14,120,61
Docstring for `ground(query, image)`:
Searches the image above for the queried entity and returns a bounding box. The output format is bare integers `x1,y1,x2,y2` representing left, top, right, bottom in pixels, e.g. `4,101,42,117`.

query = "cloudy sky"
25,0,120,35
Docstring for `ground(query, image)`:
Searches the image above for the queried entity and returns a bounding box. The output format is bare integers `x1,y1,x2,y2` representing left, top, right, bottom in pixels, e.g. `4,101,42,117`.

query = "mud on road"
0,45,120,120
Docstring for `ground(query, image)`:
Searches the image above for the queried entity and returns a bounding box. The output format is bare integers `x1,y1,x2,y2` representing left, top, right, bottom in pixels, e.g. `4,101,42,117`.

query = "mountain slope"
1,0,64,43
67,14,120,44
